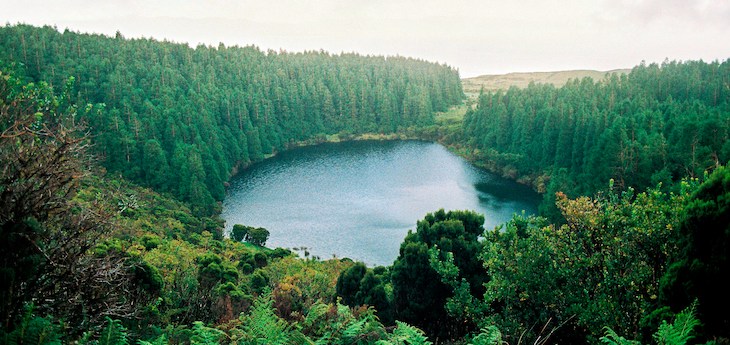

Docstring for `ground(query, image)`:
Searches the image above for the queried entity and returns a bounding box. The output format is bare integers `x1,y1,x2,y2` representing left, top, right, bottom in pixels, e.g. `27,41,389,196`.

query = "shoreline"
225,128,546,197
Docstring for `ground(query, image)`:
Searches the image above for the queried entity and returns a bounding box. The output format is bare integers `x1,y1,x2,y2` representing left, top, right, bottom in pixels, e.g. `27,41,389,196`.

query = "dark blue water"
221,140,539,266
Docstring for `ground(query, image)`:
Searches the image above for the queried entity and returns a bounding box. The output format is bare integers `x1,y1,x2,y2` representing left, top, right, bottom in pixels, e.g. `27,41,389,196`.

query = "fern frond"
4,305,62,345
17,315,63,345
336,302,352,320
469,326,506,345
388,321,432,345
138,334,167,345
190,321,225,345
303,303,331,328
241,293,291,345
313,332,333,345
342,317,367,340
653,302,700,345
77,331,95,345
599,326,641,345
288,329,316,345
98,317,129,345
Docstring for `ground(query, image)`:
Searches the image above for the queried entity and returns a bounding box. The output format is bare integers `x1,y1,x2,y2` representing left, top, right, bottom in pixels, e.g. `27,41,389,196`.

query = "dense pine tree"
462,60,730,217
0,24,463,215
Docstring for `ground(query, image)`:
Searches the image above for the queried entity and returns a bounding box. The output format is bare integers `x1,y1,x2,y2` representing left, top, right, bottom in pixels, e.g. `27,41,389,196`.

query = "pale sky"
2,0,729,77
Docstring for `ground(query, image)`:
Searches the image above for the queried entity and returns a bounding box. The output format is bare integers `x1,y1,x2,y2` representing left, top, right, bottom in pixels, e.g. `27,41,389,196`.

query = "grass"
462,69,631,96
435,103,469,126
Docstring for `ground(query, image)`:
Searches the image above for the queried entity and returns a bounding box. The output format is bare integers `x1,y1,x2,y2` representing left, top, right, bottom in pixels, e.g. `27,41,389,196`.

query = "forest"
1,24,729,344
0,24,463,215
460,61,730,219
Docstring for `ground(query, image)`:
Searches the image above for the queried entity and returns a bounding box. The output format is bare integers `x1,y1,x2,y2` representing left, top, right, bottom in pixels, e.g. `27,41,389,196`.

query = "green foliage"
469,326,505,345
231,224,248,242
600,302,700,345
229,225,270,246
249,270,270,294
600,327,642,345
356,269,392,323
660,167,730,340
130,257,165,293
92,317,129,345
263,256,353,320
239,293,292,345
391,209,486,338
335,262,393,324
137,334,167,345
462,60,730,219
189,322,225,345
428,246,488,325
246,227,270,247
253,252,268,268
481,184,693,343
302,301,387,344
3,23,728,345
0,70,158,336
0,24,463,216
0,305,62,345
375,321,432,345
230,292,430,345
336,262,367,306
653,303,700,345
139,234,162,250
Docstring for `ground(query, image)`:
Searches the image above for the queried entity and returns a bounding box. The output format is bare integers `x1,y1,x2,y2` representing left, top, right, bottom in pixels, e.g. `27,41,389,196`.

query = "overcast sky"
3,0,729,77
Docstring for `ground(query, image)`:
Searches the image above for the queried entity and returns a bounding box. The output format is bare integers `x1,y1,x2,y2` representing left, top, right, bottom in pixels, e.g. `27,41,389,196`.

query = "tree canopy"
462,60,730,219
1,23,729,345
390,209,487,339
0,24,464,215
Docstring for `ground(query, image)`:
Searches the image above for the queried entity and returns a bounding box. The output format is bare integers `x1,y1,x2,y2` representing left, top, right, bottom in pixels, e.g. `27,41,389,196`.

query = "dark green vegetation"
0,24,463,216
1,23,728,344
230,225,270,247
660,166,730,338
0,71,430,344
461,60,730,219
392,210,487,339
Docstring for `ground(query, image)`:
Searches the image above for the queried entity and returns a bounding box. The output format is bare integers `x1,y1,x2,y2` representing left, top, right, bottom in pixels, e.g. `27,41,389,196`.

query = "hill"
0,24,463,216
462,69,631,95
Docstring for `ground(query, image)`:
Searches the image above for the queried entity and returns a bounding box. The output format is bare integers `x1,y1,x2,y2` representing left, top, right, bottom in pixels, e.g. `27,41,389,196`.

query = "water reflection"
221,140,539,266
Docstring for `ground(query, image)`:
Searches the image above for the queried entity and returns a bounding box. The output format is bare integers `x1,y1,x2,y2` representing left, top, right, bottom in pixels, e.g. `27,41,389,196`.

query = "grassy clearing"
435,103,469,125
462,69,630,95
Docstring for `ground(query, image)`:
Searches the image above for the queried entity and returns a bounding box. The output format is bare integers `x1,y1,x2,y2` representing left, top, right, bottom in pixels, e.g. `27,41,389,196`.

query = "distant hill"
462,69,631,95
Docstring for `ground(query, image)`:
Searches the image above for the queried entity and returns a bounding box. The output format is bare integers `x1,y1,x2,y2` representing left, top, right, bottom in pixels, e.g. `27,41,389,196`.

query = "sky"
2,0,729,78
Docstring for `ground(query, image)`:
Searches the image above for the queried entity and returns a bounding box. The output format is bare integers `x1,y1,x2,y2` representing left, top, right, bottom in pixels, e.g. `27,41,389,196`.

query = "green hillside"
0,24,464,215
462,69,631,96
1,23,728,344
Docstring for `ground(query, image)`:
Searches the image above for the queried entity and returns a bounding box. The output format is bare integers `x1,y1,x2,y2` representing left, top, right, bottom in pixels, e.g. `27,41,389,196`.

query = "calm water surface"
221,140,539,266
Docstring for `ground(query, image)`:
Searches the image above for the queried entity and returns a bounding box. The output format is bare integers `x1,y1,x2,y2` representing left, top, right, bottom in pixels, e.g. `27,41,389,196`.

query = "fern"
97,317,129,345
303,302,331,331
137,334,167,345
470,326,506,345
600,326,641,345
341,317,368,340
240,293,292,345
190,322,225,345
600,302,701,345
335,303,352,320
313,332,333,345
3,306,62,345
653,302,700,345
288,330,316,345
76,331,94,345
375,321,432,345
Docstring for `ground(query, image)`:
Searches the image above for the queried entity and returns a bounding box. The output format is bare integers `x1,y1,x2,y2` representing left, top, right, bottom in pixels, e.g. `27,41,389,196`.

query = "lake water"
221,140,540,266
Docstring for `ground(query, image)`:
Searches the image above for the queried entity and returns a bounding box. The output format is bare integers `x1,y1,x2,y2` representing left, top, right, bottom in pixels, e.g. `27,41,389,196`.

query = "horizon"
3,1,730,78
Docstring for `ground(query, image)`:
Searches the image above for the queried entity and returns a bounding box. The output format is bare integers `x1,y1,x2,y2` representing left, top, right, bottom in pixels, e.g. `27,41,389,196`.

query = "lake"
221,140,540,266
